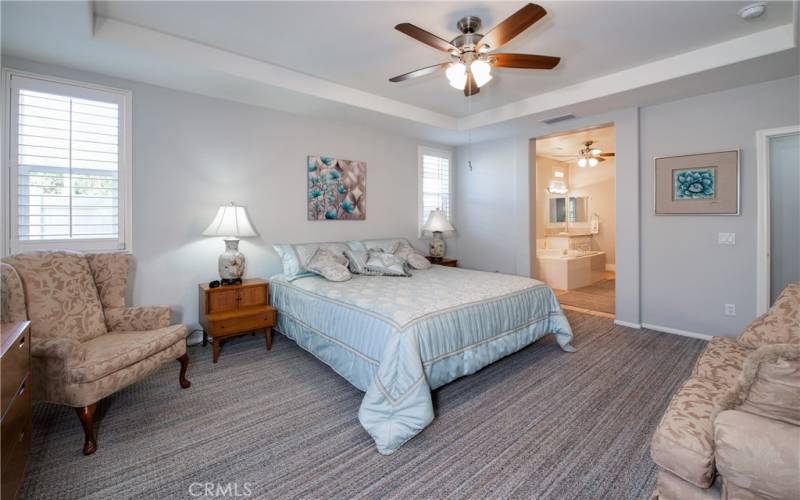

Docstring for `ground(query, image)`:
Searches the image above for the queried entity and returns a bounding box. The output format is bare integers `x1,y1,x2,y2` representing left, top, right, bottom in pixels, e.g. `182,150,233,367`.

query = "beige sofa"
651,283,800,499
1,251,191,455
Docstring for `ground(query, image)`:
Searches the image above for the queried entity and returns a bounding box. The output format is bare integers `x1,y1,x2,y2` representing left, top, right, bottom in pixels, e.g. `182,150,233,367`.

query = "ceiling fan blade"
479,3,547,51
389,62,450,82
464,72,479,96
599,152,616,157
492,53,560,69
395,23,458,53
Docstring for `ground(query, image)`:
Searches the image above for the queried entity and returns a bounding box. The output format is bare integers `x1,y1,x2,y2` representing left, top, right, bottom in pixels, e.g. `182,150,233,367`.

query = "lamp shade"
202,203,258,238
422,209,455,233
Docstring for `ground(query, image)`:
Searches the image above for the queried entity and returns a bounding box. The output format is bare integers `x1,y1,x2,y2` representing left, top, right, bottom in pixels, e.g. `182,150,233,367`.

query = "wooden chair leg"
75,403,98,456
264,327,273,351
177,353,191,388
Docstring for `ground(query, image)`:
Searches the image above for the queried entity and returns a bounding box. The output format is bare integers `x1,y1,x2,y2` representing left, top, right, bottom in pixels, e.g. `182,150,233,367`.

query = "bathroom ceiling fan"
551,141,616,168
389,3,561,96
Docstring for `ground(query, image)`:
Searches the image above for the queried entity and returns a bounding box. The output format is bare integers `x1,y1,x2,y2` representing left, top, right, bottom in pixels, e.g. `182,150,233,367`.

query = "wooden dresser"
1,321,31,500
199,279,276,363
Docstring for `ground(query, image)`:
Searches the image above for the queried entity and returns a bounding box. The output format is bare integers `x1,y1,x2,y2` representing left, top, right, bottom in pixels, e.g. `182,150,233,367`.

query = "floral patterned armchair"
1,251,190,455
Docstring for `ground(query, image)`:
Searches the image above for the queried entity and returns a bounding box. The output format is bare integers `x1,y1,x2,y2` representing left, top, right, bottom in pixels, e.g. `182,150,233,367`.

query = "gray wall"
454,108,641,326
2,57,447,335
640,75,800,336
454,76,799,337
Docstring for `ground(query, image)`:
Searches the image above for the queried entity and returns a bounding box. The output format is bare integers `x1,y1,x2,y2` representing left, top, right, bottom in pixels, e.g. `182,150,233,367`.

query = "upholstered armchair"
1,251,190,455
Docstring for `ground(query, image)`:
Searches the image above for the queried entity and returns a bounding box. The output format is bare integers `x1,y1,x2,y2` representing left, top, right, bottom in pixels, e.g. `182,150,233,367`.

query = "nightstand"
198,279,276,363
426,257,458,267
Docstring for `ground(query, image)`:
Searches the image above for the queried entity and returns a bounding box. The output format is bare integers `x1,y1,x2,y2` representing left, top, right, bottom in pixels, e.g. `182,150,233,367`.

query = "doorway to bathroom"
534,124,616,317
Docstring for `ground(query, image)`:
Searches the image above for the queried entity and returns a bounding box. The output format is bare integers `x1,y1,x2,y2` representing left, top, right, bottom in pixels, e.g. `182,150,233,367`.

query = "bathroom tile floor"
554,276,616,316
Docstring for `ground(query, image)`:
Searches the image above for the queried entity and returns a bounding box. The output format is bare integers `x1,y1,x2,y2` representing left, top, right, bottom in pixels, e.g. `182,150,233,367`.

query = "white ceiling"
1,1,797,144
92,1,794,117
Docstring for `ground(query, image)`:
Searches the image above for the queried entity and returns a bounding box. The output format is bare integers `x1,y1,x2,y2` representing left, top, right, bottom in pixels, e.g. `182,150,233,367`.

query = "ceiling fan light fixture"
470,59,492,87
590,148,602,156
588,157,599,167
577,158,588,168
446,62,467,89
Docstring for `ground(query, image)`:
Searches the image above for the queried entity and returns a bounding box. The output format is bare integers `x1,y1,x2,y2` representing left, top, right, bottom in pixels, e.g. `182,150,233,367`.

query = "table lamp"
422,209,455,261
202,203,258,285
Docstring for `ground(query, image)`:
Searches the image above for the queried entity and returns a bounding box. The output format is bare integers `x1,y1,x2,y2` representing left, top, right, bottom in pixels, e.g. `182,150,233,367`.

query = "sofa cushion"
69,324,186,383
655,470,721,500
738,282,799,349
3,251,107,342
651,376,730,488
715,410,800,500
693,337,751,387
85,252,130,309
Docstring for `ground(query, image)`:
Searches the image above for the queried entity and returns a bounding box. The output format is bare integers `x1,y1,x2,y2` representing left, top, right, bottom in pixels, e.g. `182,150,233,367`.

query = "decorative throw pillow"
273,242,350,281
737,282,800,348
344,241,382,276
306,248,352,282
365,250,410,277
393,240,431,270
361,238,402,254
406,253,432,270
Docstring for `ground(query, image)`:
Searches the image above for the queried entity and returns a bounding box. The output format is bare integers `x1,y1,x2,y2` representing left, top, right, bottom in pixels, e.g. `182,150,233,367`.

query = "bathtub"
535,249,607,290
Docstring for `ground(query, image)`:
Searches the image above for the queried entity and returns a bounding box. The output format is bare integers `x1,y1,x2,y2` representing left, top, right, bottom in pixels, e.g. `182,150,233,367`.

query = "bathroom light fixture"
547,180,568,195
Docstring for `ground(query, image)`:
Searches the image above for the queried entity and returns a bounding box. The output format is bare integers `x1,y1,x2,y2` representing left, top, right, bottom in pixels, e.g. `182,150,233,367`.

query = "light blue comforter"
270,265,575,454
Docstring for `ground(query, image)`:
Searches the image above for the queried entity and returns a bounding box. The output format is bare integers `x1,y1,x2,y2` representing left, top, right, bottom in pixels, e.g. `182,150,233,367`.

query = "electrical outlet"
724,304,736,316
718,233,736,245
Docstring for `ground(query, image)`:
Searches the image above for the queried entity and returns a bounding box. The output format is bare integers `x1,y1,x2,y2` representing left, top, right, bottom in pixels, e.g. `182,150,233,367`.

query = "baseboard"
605,264,616,272
642,323,712,341
614,319,641,329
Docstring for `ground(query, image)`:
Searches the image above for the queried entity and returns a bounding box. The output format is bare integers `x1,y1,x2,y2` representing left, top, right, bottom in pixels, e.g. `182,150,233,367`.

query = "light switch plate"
718,233,736,245
724,304,736,316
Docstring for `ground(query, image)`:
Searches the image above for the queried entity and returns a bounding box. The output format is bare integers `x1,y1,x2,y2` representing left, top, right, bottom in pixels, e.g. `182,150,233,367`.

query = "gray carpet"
558,279,616,314
19,311,704,500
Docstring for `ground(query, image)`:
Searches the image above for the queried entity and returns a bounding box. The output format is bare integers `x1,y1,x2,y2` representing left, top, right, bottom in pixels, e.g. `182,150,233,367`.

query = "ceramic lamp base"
429,232,446,259
219,238,246,280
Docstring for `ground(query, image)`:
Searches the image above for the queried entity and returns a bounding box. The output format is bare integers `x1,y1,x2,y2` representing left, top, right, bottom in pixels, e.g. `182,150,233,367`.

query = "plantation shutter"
9,74,128,251
420,149,452,228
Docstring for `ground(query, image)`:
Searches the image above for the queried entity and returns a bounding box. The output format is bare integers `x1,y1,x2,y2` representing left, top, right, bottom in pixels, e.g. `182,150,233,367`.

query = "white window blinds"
8,73,130,251
419,147,452,231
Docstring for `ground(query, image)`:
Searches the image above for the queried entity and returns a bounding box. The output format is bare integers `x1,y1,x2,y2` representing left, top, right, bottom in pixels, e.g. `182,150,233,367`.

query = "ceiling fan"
551,141,616,168
389,3,560,96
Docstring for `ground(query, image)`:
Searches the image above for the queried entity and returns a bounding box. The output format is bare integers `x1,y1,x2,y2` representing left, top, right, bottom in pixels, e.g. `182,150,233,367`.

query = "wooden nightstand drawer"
209,307,275,335
1,374,30,473
1,325,29,418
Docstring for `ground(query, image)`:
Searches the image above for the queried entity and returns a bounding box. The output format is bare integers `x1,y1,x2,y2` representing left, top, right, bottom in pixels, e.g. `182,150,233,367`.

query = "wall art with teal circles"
307,156,366,220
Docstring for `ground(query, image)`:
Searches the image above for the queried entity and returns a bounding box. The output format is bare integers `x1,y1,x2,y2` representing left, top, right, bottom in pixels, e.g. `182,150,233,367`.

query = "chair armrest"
1,263,27,323
715,344,800,425
31,338,85,364
714,410,800,499
105,306,172,331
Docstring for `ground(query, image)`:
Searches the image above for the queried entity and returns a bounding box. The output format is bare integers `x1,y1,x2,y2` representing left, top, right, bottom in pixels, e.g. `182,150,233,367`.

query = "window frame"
2,68,133,254
417,145,454,237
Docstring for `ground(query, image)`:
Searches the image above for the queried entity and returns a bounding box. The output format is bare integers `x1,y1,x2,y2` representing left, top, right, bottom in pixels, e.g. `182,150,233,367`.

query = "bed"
270,264,575,454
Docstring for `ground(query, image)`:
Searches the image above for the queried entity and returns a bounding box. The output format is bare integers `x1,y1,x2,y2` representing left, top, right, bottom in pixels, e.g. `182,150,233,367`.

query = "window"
5,70,131,252
418,146,453,235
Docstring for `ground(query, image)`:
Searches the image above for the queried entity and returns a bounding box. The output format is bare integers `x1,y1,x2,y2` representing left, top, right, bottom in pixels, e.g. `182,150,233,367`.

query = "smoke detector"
739,2,767,20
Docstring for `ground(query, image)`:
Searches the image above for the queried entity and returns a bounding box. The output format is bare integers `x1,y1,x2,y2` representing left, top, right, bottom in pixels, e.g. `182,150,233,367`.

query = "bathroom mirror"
569,196,589,223
548,197,567,224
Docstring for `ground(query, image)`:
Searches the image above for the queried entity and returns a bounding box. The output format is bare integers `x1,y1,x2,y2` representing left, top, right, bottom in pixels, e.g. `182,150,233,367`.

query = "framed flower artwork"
307,156,366,220
654,150,739,215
